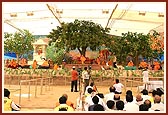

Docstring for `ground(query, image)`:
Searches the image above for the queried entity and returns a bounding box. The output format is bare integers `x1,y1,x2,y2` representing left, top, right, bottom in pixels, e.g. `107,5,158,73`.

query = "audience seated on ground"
84,88,94,111
135,94,143,106
149,90,157,104
104,86,115,103
150,95,164,111
144,99,152,111
141,89,151,102
123,94,139,111
88,95,99,111
124,90,136,104
113,94,121,110
4,88,20,111
106,100,115,111
84,82,97,96
139,104,149,111
93,104,105,111
54,96,74,111
56,94,75,109
116,100,125,111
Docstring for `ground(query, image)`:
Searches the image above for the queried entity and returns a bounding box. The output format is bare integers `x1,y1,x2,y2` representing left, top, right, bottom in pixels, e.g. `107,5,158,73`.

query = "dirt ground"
4,84,140,112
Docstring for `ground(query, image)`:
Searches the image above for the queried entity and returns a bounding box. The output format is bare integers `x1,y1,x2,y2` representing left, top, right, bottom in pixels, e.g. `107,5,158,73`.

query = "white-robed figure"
142,68,150,90
82,67,90,93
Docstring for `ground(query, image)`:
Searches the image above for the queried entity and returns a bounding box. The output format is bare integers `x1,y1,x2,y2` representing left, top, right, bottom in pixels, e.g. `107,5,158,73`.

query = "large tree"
108,32,153,66
4,30,34,62
47,19,111,57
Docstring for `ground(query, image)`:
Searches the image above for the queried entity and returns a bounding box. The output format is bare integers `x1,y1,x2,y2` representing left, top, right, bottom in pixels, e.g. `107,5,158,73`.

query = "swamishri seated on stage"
153,60,160,70
38,59,50,69
139,60,148,70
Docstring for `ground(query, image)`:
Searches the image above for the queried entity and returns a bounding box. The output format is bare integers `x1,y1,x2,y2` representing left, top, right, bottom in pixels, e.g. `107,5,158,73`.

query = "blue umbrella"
4,55,17,60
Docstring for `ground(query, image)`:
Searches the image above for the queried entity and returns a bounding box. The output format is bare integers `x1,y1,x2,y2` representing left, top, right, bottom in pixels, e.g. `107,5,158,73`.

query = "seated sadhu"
20,58,26,67
8,59,18,69
5,59,10,67
139,60,148,69
153,60,160,70
127,60,134,67
19,58,30,68
96,57,101,65
41,59,49,67
32,60,38,69
53,64,58,70
80,55,86,64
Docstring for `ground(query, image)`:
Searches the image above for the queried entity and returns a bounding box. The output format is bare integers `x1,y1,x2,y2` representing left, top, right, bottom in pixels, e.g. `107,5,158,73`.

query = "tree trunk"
77,47,87,57
16,53,19,63
135,55,139,67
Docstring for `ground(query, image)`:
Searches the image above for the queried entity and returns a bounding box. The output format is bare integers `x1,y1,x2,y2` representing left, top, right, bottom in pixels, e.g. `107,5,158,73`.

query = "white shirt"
104,92,115,102
82,70,89,82
113,83,124,93
142,70,149,83
151,103,164,111
84,86,93,95
124,102,139,111
84,95,108,111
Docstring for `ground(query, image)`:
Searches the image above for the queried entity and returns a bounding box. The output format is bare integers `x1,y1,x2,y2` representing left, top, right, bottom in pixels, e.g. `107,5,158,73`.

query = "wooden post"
28,81,31,100
65,76,66,86
19,82,21,105
40,77,43,95
35,79,37,98
48,77,50,91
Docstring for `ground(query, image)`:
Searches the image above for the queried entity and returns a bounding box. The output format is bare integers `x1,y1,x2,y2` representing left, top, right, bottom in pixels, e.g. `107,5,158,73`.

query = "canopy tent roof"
3,2,165,36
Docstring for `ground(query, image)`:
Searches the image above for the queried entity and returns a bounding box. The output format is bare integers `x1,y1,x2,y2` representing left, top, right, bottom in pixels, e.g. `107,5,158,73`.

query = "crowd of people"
4,86,164,112
54,85,164,112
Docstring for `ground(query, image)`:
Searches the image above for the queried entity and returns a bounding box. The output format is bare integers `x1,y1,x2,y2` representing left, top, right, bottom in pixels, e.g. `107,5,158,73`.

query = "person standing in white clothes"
142,68,149,90
113,79,124,94
82,67,90,93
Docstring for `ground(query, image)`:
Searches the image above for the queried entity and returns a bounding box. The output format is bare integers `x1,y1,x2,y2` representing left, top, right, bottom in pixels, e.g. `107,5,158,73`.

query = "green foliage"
46,42,66,65
47,19,111,56
107,32,160,66
4,30,34,61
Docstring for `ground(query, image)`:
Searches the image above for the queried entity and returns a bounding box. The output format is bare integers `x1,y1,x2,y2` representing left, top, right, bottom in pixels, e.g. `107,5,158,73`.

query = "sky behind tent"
2,2,165,36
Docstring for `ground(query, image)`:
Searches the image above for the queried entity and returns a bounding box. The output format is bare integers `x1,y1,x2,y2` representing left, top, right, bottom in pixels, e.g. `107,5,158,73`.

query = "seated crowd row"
54,86,164,112
4,85,164,112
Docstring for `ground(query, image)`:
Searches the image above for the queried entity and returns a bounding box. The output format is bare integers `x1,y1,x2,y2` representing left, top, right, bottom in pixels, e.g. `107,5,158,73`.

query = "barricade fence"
4,68,164,105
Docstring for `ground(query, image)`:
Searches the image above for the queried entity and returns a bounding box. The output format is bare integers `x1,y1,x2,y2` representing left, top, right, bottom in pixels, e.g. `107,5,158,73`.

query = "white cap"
72,66,75,68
